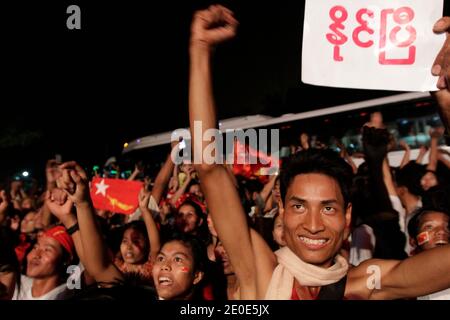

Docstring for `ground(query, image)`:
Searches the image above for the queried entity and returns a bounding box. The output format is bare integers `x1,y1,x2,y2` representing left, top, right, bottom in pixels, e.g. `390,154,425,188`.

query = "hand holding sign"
302,0,445,91
432,17,450,133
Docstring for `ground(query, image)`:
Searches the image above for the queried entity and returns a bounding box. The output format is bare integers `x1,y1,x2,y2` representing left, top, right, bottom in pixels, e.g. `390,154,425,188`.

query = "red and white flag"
90,177,143,215
232,140,279,183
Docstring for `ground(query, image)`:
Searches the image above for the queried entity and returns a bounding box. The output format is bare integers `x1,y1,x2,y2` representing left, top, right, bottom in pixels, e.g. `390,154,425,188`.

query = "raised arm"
426,127,444,172
151,147,177,205
189,5,275,298
415,145,428,164
45,189,87,276
127,163,143,181
382,158,397,197
258,174,277,205
169,166,194,207
398,140,411,169
138,189,161,262
58,162,123,284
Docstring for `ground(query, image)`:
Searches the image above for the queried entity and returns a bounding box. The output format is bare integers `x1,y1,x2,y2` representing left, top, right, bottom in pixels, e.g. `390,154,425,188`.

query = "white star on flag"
95,179,110,197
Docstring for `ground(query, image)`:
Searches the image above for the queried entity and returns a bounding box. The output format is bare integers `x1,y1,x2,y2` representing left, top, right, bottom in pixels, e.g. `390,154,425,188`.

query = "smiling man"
189,4,450,300
13,225,75,300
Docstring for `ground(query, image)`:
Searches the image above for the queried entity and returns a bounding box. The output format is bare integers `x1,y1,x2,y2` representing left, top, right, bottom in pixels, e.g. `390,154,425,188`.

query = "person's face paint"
152,241,202,300
272,215,286,248
280,173,351,268
176,204,202,234
214,241,234,275
416,231,430,246
417,211,450,251
420,172,438,191
26,236,64,279
120,228,148,265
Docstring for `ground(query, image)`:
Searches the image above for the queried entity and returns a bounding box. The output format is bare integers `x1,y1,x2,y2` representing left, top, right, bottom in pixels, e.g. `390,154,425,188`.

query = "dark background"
1,0,449,182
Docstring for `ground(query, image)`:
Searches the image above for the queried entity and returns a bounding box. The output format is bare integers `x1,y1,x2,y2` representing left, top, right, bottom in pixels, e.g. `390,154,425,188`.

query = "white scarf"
265,247,349,300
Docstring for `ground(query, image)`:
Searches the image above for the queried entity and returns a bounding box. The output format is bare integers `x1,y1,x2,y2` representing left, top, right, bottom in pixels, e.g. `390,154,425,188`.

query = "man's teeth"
299,236,327,245
435,240,448,245
159,277,173,284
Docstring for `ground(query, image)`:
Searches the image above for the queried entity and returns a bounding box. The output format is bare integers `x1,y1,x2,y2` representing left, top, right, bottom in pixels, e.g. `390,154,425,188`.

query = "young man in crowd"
13,225,76,300
189,4,450,300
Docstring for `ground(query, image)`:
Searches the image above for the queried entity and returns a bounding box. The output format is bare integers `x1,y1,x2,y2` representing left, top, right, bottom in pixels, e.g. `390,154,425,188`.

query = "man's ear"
343,203,352,240
409,237,417,252
193,271,204,285
197,217,204,227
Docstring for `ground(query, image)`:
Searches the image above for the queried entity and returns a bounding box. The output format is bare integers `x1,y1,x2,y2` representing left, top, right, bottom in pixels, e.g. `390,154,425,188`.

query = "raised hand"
46,159,62,190
429,126,445,139
138,188,151,211
57,161,91,205
362,125,390,162
45,189,75,227
190,4,238,48
399,140,410,150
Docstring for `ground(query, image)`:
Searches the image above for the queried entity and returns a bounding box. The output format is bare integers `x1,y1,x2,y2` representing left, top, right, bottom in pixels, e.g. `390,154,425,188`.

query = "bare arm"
399,140,411,169
189,5,275,298
139,189,161,262
169,168,193,207
151,151,176,205
258,174,277,204
427,128,444,172
127,164,142,181
39,201,53,228
383,158,397,197
58,162,123,284
45,189,85,270
415,146,427,165
353,244,450,299
338,142,358,174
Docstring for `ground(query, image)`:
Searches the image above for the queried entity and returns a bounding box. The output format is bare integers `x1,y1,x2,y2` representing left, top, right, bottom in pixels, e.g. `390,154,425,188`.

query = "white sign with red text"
301,0,445,91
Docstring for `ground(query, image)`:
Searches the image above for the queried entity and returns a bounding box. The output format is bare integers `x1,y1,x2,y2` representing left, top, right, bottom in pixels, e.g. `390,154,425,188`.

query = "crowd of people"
1,5,450,300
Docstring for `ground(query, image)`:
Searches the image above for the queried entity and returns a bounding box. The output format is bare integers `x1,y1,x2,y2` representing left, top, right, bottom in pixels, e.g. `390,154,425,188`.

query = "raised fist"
190,4,238,48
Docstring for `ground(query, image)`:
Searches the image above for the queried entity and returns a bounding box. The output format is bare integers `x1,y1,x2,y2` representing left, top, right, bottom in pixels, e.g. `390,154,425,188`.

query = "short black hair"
160,233,208,274
395,162,424,197
280,149,354,208
408,207,450,240
178,199,204,219
122,220,150,256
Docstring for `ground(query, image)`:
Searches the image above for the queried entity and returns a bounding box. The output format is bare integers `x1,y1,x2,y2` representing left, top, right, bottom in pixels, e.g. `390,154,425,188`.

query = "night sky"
1,0,449,182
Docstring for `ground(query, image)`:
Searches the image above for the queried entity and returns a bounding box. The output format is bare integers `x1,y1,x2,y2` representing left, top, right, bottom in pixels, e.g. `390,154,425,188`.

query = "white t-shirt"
418,288,450,300
389,195,422,256
349,224,376,266
12,275,71,300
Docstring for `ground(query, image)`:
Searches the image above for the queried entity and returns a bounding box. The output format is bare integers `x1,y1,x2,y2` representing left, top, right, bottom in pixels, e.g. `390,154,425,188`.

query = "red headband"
44,226,75,259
